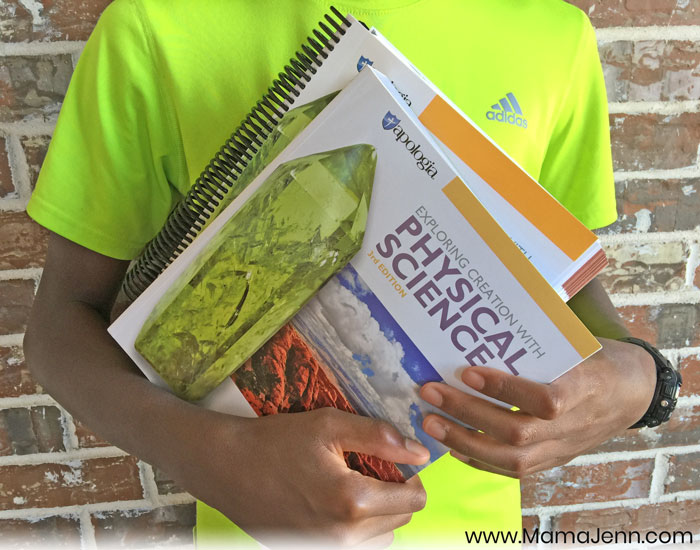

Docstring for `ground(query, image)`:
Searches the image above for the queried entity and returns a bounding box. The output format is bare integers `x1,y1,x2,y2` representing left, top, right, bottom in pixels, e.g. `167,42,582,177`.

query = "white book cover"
229,14,607,300
109,68,600,480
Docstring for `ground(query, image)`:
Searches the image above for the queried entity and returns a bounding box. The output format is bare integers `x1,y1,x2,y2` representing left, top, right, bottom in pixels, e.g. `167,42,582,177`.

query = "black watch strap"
619,337,682,429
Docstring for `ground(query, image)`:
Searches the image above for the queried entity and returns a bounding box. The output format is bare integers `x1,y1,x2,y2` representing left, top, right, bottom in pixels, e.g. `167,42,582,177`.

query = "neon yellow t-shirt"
27,0,616,548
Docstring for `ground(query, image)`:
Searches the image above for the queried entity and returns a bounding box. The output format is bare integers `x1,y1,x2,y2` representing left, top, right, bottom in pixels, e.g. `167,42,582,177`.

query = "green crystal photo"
134,144,377,401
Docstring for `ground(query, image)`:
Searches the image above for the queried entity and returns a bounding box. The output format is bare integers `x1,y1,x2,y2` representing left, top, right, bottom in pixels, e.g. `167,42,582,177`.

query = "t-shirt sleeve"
26,0,185,260
537,11,617,231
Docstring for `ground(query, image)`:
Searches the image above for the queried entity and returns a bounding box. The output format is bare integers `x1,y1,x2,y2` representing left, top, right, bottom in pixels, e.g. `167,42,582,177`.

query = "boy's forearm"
23,296,233,478
566,278,630,340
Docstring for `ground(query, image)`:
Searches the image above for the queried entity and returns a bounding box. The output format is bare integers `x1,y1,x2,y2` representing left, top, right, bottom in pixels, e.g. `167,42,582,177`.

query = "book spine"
121,7,352,301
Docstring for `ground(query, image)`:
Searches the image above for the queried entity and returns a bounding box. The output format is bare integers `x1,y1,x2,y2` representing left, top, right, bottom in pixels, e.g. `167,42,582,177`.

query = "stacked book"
109,12,606,481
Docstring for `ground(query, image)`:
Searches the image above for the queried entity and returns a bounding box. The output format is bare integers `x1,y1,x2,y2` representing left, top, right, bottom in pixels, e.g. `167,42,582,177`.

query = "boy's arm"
416,278,658,477
25,232,429,547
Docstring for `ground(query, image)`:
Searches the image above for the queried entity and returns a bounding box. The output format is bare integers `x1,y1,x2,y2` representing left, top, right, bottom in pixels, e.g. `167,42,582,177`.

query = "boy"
24,1,664,547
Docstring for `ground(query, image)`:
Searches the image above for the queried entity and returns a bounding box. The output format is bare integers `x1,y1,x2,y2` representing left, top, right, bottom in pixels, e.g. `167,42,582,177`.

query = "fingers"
423,366,584,421
335,469,427,518
319,473,424,547
421,413,557,477
450,451,517,478
451,449,565,479
420,382,553,445
322,409,430,466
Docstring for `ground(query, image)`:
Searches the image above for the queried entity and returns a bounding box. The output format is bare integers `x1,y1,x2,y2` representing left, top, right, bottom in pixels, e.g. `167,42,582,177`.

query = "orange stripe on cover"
442,178,600,359
420,95,596,261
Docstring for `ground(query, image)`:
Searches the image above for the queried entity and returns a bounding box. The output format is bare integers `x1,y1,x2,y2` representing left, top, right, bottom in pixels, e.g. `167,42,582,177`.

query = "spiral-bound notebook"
122,7,606,303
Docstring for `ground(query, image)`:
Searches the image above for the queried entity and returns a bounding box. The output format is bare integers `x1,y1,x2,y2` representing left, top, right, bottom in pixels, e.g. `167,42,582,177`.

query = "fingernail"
462,368,485,391
421,385,443,407
424,418,447,441
405,438,428,457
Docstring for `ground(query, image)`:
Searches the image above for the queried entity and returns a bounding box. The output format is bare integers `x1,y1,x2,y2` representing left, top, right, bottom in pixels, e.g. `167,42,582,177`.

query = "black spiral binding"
122,7,352,301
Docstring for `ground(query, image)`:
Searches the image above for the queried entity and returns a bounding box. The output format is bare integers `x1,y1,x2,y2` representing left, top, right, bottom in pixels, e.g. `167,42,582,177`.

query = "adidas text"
486,110,528,128
486,93,528,129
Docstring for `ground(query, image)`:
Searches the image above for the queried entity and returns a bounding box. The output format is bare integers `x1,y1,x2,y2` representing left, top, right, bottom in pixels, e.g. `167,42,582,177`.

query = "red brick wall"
1,0,699,547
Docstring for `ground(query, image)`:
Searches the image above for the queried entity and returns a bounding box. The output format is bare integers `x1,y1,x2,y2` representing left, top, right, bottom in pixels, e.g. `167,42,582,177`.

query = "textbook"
109,67,601,480
123,11,606,302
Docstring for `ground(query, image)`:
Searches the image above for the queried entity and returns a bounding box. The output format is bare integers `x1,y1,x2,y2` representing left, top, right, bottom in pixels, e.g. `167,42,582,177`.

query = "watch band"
619,336,682,429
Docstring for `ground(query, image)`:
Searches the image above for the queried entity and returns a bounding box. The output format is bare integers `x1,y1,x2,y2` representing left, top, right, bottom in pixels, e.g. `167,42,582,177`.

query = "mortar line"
599,230,700,246
0,445,127,467
0,41,86,56
677,394,700,407
58,406,81,452
675,346,700,358
0,333,24,347
649,452,670,502
5,133,31,207
0,268,43,282
0,393,57,410
521,488,700,517
0,198,27,212
686,241,700,289
138,461,162,507
608,100,700,115
0,121,56,136
0,492,195,520
78,507,97,550
614,166,700,182
610,289,700,306
595,25,700,43
537,514,552,550
567,442,700,467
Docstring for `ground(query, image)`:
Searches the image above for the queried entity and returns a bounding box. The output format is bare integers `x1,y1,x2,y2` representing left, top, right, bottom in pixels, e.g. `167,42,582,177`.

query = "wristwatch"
619,336,682,429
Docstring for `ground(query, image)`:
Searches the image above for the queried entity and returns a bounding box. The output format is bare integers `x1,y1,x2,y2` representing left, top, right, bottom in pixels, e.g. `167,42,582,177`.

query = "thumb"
324,409,430,466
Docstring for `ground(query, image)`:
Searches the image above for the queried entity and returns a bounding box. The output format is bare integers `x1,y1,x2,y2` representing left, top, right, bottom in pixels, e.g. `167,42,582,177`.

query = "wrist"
625,341,657,424
618,337,682,429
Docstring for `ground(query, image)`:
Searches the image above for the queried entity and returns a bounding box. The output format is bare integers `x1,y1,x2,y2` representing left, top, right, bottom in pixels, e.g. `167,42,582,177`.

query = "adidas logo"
486,93,527,129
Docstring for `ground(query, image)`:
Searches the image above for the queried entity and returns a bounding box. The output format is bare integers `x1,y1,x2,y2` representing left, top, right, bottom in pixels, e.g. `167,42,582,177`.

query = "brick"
610,113,700,172
665,451,700,493
0,278,36,336
0,55,73,124
20,134,52,190
566,0,700,27
520,459,653,508
678,353,700,396
598,241,686,293
551,500,700,541
152,465,187,495
601,40,700,102
0,211,49,270
92,504,196,547
0,135,15,198
0,406,65,456
594,404,700,453
600,179,700,235
0,515,82,548
522,515,540,538
74,417,111,448
617,304,700,349
0,345,40,397
0,0,112,43
0,456,143,510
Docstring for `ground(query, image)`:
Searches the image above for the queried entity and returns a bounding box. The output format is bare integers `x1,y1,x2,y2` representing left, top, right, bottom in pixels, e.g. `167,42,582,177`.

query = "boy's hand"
418,337,656,478
178,407,429,548
25,234,426,550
